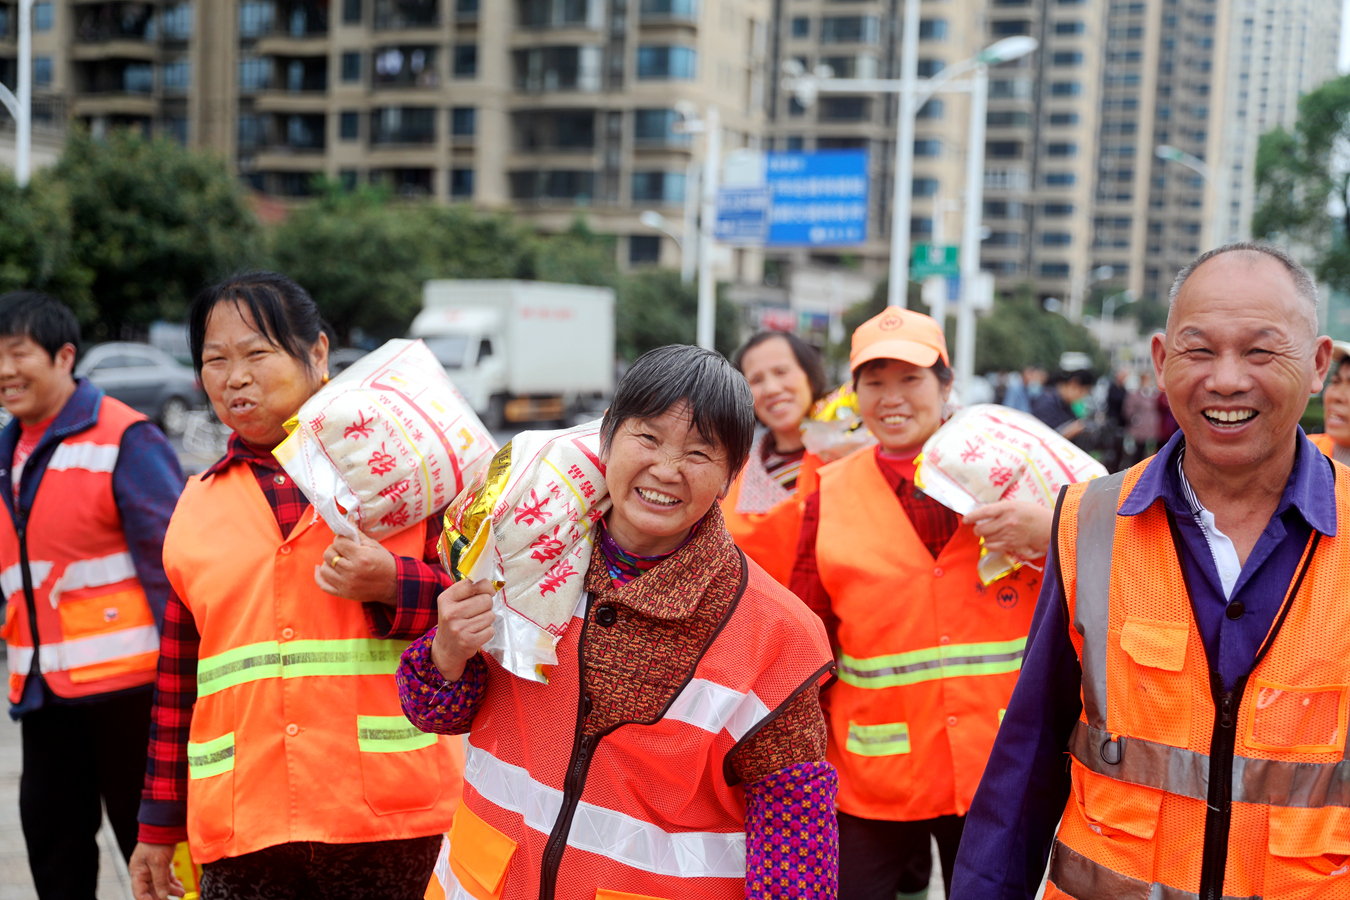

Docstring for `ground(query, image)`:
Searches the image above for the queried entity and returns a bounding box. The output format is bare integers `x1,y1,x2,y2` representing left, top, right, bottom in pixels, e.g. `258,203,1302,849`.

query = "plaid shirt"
138,434,450,843
790,446,960,646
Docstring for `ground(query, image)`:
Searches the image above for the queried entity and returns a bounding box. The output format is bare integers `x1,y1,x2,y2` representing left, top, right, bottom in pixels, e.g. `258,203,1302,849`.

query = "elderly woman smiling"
400,345,838,900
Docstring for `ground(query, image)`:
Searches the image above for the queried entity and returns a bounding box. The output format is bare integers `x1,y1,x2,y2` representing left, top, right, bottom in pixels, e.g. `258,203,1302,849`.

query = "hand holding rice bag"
915,404,1107,583
273,339,497,540
800,382,877,463
440,422,611,683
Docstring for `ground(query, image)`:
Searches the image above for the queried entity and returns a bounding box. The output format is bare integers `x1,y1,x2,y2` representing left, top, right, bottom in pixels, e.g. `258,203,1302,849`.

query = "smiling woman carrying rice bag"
398,345,840,900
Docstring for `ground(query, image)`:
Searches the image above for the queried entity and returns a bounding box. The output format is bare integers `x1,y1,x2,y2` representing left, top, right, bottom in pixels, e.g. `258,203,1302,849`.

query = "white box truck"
411,280,616,429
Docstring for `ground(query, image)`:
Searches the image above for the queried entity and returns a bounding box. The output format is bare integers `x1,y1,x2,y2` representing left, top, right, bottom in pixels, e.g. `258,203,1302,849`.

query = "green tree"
53,130,261,336
421,205,537,280
1253,74,1350,291
975,284,1105,373
530,218,620,288
270,184,432,344
0,172,94,321
616,268,739,360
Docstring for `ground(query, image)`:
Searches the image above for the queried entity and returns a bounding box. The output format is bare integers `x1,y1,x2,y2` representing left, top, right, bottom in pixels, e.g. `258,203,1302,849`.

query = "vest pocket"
1266,806,1350,897
57,588,158,683
1068,764,1162,879
1246,680,1348,754
186,730,235,847
1119,616,1191,747
448,803,517,900
356,714,443,816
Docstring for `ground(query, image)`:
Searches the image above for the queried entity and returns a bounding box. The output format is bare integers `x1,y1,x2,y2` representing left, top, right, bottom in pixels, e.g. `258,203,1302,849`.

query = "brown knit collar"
584,504,741,620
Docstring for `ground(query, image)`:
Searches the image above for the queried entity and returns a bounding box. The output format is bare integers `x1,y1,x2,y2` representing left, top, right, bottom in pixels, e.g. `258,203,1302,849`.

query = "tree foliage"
974,284,1105,373
0,172,94,321
1253,74,1350,291
54,130,262,335
616,269,739,360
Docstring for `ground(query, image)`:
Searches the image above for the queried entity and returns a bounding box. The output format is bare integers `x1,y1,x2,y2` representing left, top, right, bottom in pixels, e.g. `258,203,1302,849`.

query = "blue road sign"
714,187,772,244
765,151,869,246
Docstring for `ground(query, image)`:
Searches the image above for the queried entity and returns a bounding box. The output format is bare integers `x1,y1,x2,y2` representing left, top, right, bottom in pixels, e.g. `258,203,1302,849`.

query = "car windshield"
422,335,471,370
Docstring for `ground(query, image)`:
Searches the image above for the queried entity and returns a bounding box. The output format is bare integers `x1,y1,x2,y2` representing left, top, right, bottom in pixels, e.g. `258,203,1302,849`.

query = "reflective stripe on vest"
357,715,438,753
6,623,158,674
188,732,236,780
1050,842,1262,900
196,638,409,696
1072,470,1127,731
846,720,911,756
47,442,119,473
838,636,1027,689
464,744,747,879
49,551,138,606
663,677,770,740
1,560,52,601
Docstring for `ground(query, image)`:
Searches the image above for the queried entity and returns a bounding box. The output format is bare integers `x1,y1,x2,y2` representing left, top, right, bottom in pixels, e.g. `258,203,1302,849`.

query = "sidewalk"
0,704,133,899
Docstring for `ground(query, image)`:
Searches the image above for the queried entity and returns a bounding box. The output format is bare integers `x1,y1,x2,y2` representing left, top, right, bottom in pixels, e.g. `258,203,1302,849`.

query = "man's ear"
55,343,77,377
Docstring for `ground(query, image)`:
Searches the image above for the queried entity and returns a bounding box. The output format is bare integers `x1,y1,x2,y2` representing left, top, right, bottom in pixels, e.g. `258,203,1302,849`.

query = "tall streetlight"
1067,264,1113,325
639,210,684,256
1155,144,1224,247
1098,289,1138,348
784,36,1037,312
0,0,33,186
673,103,720,350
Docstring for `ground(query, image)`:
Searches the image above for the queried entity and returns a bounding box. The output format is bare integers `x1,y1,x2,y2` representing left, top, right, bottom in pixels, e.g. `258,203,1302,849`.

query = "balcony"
513,46,602,93
632,108,691,148
373,45,440,89
509,169,596,205
370,167,436,197
72,3,159,60
258,113,327,154
75,58,155,95
513,109,596,153
0,5,12,41
273,1,330,36
638,0,698,24
374,0,440,30
518,0,601,29
370,106,437,146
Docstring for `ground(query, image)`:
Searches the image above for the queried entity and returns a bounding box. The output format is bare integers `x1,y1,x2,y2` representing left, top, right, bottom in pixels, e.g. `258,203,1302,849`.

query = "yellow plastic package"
441,422,611,683
273,339,497,539
800,382,877,462
915,404,1106,583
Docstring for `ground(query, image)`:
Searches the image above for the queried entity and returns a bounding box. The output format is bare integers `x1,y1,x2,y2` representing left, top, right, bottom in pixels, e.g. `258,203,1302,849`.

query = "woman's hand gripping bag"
915,404,1107,583
440,422,611,683
272,339,498,539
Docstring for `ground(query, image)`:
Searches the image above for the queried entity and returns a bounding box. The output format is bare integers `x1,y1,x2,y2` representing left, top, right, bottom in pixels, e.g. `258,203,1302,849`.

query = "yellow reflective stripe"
187,732,236,779
846,720,911,756
838,636,1027,689
357,715,439,753
198,638,410,696
999,708,1006,724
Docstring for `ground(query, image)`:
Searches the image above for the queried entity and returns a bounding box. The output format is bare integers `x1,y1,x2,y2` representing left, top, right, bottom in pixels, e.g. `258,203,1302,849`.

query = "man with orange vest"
951,242,1346,900
0,292,184,898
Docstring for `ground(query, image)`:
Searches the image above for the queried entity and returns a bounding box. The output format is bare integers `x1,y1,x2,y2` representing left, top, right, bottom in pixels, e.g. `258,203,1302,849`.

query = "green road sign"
911,244,959,278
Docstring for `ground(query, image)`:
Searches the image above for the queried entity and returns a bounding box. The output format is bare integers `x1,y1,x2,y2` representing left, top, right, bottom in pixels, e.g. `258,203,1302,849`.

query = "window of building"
917,98,943,119
509,170,596,201
458,0,479,15
344,0,362,23
634,108,688,144
986,140,1021,158
340,111,360,140
32,56,52,87
788,97,806,116
819,96,871,121
791,16,809,37
33,2,51,31
1054,20,1084,34
164,117,188,144
637,46,697,79
162,60,191,92
162,4,193,39
987,110,1029,127
1041,232,1072,246
632,171,686,203
912,177,939,197
239,1,275,37
914,139,942,157
454,45,478,77
983,200,1024,218
1040,263,1071,277
338,170,359,190
370,107,437,144
910,218,934,237
1052,51,1082,66
341,52,361,82
990,78,1031,99
990,19,1031,36
1045,171,1075,186
919,18,946,40
785,135,804,151
238,115,261,149
1047,142,1076,156
985,231,1020,247
451,106,476,136
451,168,475,198
630,235,661,264
1043,203,1074,216
1050,81,1080,97
819,16,880,44
916,59,944,77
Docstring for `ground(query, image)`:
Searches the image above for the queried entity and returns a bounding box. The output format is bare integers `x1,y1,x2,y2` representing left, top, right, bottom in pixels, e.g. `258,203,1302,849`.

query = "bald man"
950,243,1341,900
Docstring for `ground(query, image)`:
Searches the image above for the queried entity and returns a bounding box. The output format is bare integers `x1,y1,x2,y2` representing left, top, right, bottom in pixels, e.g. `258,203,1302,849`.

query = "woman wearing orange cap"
722,332,829,586
1311,340,1350,463
790,306,1052,900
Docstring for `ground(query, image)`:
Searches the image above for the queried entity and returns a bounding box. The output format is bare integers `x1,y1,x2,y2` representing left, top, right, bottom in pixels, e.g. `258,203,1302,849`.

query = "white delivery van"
411,280,616,429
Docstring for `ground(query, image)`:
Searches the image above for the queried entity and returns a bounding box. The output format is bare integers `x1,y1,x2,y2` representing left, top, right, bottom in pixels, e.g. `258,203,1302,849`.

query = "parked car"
75,342,204,436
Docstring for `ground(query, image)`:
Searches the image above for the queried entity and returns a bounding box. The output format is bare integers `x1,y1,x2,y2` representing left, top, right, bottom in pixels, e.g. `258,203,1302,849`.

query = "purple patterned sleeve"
744,760,839,900
396,627,489,735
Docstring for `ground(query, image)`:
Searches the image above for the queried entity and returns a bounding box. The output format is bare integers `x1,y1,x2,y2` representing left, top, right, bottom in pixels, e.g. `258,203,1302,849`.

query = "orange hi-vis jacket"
1309,432,1336,458
722,451,821,586
425,556,834,900
814,447,1040,821
1,396,159,704
1047,458,1350,900
162,462,461,864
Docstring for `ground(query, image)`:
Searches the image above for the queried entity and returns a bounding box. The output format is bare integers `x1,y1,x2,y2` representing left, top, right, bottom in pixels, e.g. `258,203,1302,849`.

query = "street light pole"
1098,289,1137,348
888,0,921,308
953,58,988,396
696,105,720,351
1155,143,1222,247
0,0,33,186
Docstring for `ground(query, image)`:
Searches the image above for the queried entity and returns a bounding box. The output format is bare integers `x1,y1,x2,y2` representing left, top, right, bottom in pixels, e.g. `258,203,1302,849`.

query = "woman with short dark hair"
129,272,461,900
401,344,839,900
723,332,829,585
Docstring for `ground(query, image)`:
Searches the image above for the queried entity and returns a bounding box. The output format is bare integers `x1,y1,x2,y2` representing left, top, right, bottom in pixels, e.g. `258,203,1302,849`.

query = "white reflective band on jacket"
47,442,120,474
48,551,138,607
6,624,159,675
464,745,748,878
664,677,771,741
1,559,52,601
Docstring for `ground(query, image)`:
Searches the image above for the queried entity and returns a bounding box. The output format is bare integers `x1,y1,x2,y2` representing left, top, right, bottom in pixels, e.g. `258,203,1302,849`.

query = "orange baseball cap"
850,306,949,373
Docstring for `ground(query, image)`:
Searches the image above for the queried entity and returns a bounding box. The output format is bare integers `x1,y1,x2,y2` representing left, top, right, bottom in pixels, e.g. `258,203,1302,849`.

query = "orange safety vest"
162,462,461,864
1309,431,1336,458
424,556,834,900
721,449,821,586
815,448,1040,821
1,396,159,703
1046,457,1350,900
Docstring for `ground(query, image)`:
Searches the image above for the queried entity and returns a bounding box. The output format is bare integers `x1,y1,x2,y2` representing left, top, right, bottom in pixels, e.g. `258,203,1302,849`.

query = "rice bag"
915,404,1107,584
440,422,611,683
800,382,877,462
273,339,497,540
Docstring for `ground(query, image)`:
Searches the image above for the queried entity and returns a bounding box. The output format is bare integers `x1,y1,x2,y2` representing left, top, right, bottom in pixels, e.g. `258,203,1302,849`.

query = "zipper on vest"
1198,677,1245,900
16,523,41,682
539,595,597,900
